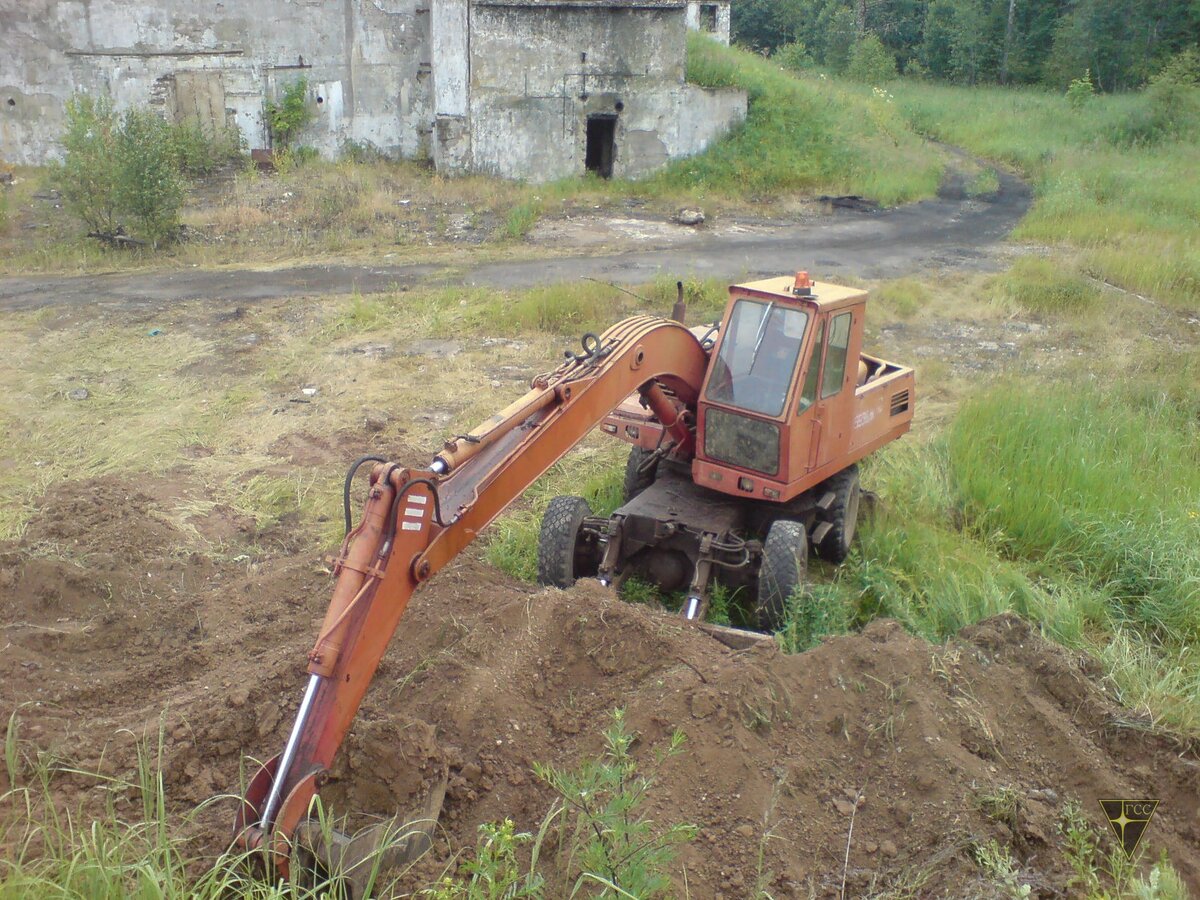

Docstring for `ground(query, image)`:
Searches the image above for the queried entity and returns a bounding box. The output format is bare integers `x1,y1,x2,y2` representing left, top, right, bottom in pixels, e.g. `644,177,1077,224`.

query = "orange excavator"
234,272,914,886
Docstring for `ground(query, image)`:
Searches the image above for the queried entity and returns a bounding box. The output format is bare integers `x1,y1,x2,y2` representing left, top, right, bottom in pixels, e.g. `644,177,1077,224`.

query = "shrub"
773,42,811,73
169,122,243,175
341,139,385,163
1144,55,1200,140
1145,78,1200,138
904,59,931,81
1153,48,1200,87
56,96,184,246
266,77,314,150
846,35,897,84
57,94,121,235
115,110,185,246
274,144,320,175
500,198,542,240
1066,70,1095,109
988,257,1099,314
1107,59,1200,146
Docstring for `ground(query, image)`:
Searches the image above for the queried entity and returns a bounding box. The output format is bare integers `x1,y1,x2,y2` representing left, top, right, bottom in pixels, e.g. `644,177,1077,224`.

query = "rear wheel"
756,519,808,632
622,447,658,502
814,464,861,563
537,496,597,588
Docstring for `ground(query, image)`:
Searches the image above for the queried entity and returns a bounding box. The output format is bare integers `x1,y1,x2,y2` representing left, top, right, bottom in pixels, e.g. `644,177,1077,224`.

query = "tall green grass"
646,35,942,204
887,81,1200,308
788,378,1200,735
950,386,1200,640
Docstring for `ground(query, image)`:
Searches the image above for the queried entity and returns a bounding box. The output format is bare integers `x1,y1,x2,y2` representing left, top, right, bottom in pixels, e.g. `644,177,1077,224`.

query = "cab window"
798,319,825,413
706,299,810,417
820,312,852,400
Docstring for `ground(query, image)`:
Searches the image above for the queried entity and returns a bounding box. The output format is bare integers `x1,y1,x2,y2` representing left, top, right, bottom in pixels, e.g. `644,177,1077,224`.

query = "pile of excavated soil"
2,478,1198,897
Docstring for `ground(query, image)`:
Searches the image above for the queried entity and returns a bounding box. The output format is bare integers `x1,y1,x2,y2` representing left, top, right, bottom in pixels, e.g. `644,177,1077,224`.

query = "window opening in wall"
700,4,718,32
585,114,617,179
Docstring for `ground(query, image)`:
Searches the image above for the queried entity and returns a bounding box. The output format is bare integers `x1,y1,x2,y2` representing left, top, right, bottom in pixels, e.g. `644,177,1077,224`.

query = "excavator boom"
234,315,710,874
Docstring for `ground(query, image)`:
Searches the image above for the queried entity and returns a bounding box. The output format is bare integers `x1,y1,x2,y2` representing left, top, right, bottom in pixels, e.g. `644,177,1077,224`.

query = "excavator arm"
234,314,709,875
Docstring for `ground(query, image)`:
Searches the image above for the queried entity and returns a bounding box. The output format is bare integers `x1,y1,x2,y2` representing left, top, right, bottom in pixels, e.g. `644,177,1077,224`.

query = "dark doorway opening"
585,114,617,178
700,4,718,31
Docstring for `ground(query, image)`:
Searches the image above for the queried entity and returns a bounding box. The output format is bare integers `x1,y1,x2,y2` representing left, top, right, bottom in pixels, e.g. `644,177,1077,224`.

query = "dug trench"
1,477,1198,896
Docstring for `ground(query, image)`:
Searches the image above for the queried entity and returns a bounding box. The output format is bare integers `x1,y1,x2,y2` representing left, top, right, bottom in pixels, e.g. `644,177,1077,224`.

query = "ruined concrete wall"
685,0,730,45
430,0,471,170
0,0,431,165
465,0,742,182
670,84,744,156
1,0,743,179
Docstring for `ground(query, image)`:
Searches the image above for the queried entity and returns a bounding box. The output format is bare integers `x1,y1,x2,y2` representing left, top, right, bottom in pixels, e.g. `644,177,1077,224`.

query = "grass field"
885,81,1200,309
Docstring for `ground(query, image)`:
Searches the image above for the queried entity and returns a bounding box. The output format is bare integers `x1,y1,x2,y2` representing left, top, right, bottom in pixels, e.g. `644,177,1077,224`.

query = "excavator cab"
691,273,870,503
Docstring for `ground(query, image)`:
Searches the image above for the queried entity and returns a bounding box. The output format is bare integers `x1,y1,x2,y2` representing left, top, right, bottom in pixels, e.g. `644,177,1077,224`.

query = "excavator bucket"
291,765,449,899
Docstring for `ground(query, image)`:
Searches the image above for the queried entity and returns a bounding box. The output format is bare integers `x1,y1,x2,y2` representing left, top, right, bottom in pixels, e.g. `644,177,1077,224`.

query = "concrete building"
0,0,744,181
686,0,731,45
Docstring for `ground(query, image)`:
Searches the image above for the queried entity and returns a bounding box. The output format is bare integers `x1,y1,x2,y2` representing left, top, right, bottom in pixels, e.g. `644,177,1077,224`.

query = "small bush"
777,582,852,651
500,198,542,240
773,42,811,73
871,277,928,318
341,139,386,164
1153,48,1200,87
1066,70,1095,110
56,96,184,247
265,77,314,150
534,709,696,898
846,35,897,84
170,122,243,175
1144,62,1200,140
57,94,121,235
274,145,320,175
904,59,931,81
115,110,185,246
427,819,544,899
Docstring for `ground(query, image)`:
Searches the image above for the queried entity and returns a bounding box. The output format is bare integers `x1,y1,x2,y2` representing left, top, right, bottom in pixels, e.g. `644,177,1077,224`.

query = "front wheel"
537,496,597,588
756,519,808,632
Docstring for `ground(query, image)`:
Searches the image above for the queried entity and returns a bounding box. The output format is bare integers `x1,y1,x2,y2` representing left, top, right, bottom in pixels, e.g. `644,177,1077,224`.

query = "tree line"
733,0,1200,89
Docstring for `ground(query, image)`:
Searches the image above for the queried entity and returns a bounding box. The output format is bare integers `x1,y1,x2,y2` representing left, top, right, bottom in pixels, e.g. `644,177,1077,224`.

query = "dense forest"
732,0,1200,89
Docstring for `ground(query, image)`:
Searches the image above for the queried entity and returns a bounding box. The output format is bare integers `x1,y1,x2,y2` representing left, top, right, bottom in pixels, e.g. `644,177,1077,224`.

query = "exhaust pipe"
671,280,687,325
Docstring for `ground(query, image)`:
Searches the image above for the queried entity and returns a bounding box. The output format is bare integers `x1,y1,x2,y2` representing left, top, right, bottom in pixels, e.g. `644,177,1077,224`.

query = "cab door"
791,306,860,475
792,314,827,474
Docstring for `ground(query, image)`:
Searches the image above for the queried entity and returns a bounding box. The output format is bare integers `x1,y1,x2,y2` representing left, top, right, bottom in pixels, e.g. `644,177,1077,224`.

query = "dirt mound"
327,585,1200,896
2,479,1198,896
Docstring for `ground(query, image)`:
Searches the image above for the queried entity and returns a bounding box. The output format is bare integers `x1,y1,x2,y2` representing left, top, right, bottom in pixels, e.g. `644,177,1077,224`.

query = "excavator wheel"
813,464,861,563
537,496,598,588
756,519,808,632
622,446,659,502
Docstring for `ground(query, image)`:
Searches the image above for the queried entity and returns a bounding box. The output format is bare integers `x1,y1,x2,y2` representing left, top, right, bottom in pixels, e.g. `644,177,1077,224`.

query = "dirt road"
0,166,1029,312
